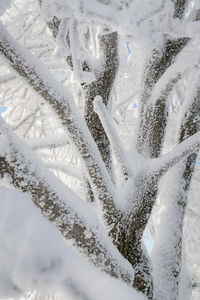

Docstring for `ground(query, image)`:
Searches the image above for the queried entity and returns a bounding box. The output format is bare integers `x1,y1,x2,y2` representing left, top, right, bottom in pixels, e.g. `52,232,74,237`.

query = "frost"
1,0,200,299
0,188,145,300
0,0,12,14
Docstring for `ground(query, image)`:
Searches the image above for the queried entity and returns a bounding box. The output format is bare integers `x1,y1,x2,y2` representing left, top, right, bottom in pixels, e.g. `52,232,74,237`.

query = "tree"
0,0,200,299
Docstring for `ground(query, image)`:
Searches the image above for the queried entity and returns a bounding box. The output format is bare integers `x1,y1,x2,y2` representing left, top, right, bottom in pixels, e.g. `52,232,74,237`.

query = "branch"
137,37,190,157
44,162,82,181
149,41,200,105
0,22,119,227
173,0,189,19
148,131,200,176
14,107,39,131
38,3,119,196
114,36,190,296
68,18,95,84
83,31,119,177
66,0,120,26
27,134,69,150
137,0,166,26
0,116,134,283
94,96,133,180
0,74,16,85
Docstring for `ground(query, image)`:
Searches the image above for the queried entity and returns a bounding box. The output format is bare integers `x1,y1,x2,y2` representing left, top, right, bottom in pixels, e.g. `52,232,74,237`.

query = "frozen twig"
27,134,69,150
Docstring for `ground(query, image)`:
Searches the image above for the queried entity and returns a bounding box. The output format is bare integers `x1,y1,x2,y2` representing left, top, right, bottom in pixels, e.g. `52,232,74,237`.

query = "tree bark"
83,31,118,176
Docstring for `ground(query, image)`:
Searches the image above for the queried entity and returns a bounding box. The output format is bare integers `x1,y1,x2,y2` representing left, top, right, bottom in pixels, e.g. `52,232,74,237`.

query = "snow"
0,21,118,220
0,0,12,14
1,0,200,299
0,115,134,283
93,96,133,182
0,187,146,300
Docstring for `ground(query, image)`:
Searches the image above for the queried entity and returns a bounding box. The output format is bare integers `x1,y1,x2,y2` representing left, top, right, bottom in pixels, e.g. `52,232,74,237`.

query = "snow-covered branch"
149,131,200,176
68,17,95,84
0,74,16,85
0,21,119,228
83,31,118,173
149,40,200,104
173,0,189,19
94,96,132,180
27,134,69,150
0,116,134,283
44,162,82,180
137,37,189,158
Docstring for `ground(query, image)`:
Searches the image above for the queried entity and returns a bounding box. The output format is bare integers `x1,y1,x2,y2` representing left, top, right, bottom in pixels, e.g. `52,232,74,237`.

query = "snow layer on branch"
0,19,117,209
151,165,186,300
0,116,134,282
0,187,146,300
